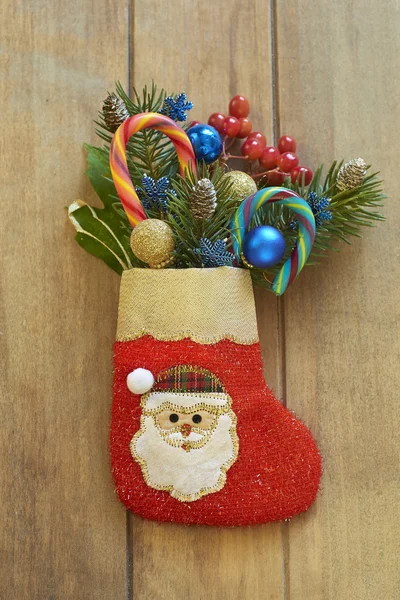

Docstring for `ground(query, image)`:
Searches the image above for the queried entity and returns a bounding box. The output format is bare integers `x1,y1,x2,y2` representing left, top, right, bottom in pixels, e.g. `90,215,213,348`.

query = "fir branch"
97,82,181,186
167,163,237,267
252,162,385,291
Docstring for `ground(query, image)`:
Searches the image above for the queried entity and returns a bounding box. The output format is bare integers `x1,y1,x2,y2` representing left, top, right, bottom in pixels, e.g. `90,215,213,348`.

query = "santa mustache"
165,423,207,443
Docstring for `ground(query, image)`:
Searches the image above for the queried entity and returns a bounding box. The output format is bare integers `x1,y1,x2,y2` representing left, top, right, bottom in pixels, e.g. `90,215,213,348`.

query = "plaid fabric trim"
153,365,225,394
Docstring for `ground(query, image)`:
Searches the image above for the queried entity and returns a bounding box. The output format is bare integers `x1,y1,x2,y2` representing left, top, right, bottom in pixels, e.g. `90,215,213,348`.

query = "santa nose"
181,423,192,437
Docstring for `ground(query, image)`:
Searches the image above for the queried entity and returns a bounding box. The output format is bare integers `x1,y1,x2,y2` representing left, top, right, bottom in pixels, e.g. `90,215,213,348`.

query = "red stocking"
110,267,321,526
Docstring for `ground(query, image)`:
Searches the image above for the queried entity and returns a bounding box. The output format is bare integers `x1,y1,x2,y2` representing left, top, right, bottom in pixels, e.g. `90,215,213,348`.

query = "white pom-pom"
126,368,154,395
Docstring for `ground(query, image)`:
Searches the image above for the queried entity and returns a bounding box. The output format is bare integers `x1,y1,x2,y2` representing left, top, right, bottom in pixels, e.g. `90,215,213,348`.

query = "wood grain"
0,1,128,598
131,1,285,599
276,2,400,599
2,0,399,598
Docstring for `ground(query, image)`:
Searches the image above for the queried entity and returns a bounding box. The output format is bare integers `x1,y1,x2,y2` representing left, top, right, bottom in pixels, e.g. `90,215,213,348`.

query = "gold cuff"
116,267,258,345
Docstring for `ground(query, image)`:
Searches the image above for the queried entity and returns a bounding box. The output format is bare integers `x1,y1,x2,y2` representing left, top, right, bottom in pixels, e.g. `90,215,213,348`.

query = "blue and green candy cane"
230,187,316,295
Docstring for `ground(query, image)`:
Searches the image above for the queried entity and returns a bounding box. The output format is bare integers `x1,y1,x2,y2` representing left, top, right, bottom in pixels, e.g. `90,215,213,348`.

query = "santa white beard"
131,412,238,502
166,430,207,444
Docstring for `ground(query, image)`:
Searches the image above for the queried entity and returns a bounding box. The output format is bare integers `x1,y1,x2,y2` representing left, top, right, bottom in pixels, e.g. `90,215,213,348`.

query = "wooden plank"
131,1,285,598
0,1,129,598
276,2,400,599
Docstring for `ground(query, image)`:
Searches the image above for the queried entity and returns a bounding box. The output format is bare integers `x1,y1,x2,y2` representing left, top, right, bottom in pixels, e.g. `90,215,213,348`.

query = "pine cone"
190,178,217,220
336,158,367,192
102,94,129,133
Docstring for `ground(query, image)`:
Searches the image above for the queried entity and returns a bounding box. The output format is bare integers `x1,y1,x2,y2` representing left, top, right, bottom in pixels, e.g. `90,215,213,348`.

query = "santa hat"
127,365,230,410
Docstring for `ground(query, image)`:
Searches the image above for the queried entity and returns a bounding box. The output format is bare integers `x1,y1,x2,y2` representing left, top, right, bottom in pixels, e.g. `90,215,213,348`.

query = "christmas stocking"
111,266,321,526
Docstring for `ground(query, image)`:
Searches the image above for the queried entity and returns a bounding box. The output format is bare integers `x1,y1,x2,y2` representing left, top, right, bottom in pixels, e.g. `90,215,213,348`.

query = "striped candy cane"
110,113,196,227
230,187,316,295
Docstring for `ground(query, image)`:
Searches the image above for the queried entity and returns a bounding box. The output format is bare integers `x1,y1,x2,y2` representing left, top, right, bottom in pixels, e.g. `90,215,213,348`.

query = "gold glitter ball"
336,158,367,192
130,219,175,266
221,170,257,204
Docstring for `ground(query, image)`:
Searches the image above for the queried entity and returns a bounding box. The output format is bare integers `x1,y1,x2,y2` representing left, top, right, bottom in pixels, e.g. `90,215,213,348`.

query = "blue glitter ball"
243,225,286,268
187,124,223,164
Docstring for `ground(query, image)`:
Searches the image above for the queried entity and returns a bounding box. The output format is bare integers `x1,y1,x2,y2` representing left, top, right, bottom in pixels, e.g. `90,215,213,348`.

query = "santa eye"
169,413,179,423
192,414,202,424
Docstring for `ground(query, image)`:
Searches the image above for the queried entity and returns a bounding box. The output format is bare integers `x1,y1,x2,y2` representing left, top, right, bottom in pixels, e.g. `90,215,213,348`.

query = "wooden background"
1,1,399,598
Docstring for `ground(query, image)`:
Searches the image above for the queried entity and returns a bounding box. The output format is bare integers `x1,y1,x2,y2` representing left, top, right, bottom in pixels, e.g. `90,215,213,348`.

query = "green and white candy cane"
230,187,316,295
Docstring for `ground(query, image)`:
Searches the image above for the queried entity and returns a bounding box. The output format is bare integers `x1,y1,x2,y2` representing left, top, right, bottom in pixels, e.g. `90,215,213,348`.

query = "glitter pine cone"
102,94,130,133
189,178,217,220
336,158,367,192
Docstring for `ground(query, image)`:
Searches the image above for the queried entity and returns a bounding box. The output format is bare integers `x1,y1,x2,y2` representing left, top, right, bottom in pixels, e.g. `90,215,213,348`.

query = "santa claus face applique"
128,366,239,502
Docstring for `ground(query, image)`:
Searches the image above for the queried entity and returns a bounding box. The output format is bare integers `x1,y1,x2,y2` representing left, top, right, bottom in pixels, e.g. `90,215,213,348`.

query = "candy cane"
110,113,196,227
230,187,316,295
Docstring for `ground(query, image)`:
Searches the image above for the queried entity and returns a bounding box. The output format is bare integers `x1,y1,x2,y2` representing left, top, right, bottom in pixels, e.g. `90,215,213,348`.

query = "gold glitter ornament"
336,158,367,192
102,93,129,133
221,170,257,204
130,219,175,267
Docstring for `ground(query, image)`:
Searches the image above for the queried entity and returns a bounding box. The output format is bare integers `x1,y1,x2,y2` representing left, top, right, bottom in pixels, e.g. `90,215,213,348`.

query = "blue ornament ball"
187,124,223,164
243,225,286,268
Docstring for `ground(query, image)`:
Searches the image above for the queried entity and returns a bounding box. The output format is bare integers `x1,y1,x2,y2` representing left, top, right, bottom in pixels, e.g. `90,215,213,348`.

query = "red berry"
266,169,289,186
278,151,299,172
237,117,252,138
259,146,280,169
278,135,297,153
187,120,200,129
229,95,250,119
208,113,225,133
290,165,313,186
241,138,263,160
222,116,241,138
247,131,267,149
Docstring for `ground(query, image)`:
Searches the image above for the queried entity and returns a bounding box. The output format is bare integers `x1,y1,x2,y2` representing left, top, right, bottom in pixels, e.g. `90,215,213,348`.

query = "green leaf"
68,142,148,274
74,233,125,275
68,201,138,275
84,144,116,209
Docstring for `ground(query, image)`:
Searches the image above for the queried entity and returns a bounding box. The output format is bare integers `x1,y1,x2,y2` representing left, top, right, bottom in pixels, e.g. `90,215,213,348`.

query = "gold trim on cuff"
116,267,259,345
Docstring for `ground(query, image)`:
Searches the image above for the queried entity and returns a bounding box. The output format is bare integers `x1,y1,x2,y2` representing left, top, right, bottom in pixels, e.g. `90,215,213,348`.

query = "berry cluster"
207,95,313,187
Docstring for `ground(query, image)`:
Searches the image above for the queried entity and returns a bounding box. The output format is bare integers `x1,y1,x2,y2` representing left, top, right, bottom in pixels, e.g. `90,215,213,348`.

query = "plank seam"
127,3,134,599
126,511,133,600
129,0,134,93
270,0,281,145
270,1,289,599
